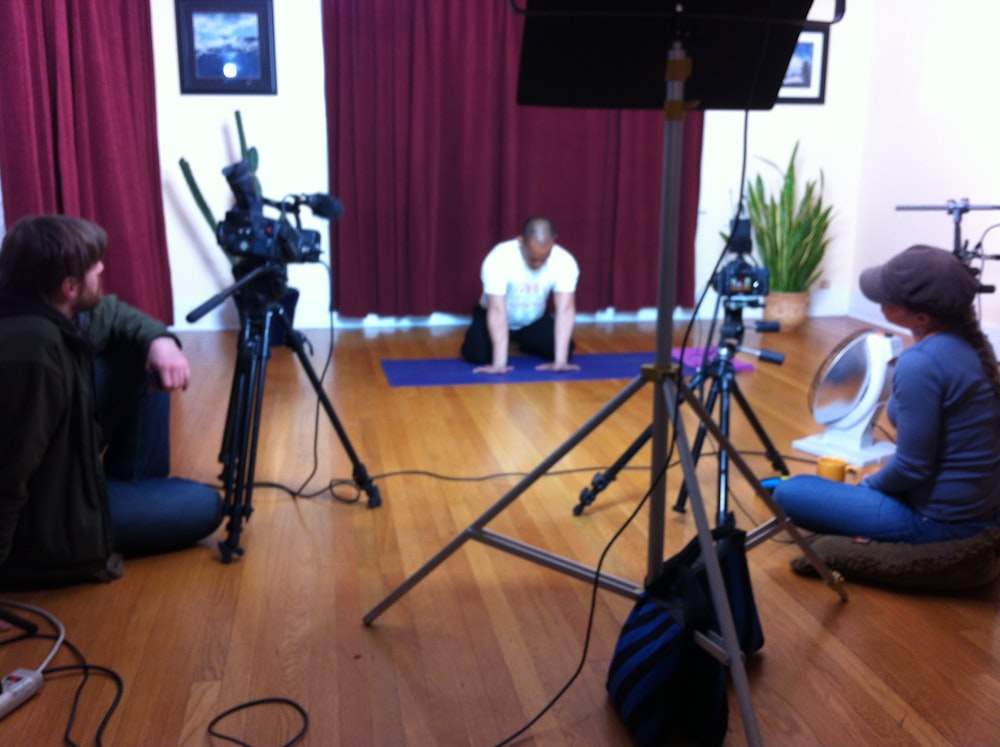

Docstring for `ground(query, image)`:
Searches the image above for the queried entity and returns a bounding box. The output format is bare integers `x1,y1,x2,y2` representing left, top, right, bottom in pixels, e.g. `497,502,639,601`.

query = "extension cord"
0,668,43,719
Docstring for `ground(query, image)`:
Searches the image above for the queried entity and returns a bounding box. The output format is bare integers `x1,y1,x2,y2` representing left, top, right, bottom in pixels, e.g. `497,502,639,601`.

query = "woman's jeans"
773,475,998,544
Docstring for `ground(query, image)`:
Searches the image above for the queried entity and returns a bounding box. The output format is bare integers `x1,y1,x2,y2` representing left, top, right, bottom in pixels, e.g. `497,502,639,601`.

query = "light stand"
896,198,1000,293
897,198,1000,259
187,261,381,562
365,6,850,740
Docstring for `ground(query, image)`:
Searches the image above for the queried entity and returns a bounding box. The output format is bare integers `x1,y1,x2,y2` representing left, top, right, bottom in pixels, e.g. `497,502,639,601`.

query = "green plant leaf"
746,141,833,292
236,110,248,156
179,158,217,236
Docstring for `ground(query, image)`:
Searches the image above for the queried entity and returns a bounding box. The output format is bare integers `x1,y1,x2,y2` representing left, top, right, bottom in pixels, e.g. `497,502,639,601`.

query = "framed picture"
175,0,276,94
777,28,828,104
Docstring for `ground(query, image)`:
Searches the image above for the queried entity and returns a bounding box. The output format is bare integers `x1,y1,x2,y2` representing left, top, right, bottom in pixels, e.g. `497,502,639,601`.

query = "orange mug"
816,456,859,483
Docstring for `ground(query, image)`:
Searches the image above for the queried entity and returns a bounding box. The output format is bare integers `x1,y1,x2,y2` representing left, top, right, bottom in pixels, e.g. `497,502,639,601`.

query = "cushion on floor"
790,527,1000,590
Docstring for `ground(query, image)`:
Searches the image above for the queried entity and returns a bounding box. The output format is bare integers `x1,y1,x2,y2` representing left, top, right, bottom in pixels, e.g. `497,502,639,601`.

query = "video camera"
714,217,769,301
217,157,343,264
715,257,770,298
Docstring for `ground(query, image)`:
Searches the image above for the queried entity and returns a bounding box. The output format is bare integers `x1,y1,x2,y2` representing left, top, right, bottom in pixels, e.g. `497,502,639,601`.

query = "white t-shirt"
479,238,579,330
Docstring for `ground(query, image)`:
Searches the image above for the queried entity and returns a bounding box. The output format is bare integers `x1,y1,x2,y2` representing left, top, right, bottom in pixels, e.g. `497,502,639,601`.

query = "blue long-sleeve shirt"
865,331,1000,522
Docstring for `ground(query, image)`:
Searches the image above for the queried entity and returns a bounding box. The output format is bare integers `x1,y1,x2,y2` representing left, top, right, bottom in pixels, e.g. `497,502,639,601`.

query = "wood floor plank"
3,316,999,745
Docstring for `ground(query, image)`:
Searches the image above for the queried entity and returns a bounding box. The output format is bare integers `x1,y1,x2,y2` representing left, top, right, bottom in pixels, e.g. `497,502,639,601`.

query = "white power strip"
0,668,44,719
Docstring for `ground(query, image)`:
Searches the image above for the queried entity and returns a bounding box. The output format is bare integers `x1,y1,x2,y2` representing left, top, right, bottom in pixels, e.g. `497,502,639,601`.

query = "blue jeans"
95,353,223,556
107,477,223,556
772,475,998,544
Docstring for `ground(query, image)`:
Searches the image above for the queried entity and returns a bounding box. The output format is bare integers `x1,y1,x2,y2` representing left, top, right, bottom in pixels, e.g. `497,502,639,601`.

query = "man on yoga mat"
461,216,580,374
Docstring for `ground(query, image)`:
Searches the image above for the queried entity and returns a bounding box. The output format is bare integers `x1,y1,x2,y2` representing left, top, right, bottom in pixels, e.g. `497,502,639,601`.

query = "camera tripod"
575,298,789,524
187,262,381,563
671,301,789,521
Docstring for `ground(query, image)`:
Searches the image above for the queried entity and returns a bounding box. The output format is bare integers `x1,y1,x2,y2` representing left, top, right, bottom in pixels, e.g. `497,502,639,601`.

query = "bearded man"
0,215,222,588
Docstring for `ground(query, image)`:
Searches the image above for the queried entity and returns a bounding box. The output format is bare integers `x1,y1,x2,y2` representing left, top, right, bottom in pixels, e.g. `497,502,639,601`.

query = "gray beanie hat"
859,244,978,317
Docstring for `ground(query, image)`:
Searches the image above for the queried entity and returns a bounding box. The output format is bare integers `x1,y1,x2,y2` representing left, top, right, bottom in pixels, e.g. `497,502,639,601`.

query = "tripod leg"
279,315,382,508
715,373,735,526
729,381,789,475
676,363,792,525
672,373,722,513
218,317,270,562
711,374,791,527
574,425,652,515
662,377,764,747
674,377,848,600
677,371,737,526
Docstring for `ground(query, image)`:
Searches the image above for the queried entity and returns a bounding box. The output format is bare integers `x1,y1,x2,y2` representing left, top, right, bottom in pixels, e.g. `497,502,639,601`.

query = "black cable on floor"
207,697,309,747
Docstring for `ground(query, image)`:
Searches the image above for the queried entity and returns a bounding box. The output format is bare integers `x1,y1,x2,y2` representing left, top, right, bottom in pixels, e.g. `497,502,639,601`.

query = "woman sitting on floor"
774,245,1000,543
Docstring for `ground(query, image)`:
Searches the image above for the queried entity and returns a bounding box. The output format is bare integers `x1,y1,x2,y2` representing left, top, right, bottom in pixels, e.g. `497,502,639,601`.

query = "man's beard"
72,285,103,314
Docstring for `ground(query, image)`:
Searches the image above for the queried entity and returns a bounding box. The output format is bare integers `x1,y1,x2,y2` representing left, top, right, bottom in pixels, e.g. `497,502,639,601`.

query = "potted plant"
745,141,834,330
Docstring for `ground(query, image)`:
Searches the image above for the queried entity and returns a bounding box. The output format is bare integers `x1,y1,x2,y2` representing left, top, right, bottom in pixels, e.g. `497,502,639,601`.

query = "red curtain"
323,0,701,318
0,1,173,322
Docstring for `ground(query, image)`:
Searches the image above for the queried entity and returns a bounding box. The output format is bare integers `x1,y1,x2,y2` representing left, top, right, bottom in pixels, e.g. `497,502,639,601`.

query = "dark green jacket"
0,292,171,587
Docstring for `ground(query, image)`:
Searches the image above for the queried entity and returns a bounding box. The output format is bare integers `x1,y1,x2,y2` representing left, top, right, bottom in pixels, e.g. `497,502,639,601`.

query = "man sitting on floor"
0,214,223,588
461,216,580,374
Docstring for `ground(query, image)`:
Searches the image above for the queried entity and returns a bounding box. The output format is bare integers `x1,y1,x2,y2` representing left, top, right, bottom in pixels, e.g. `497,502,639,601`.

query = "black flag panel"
516,0,814,110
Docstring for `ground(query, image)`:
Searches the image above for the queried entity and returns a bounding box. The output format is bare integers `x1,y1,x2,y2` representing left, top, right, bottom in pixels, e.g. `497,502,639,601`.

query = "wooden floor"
2,315,999,746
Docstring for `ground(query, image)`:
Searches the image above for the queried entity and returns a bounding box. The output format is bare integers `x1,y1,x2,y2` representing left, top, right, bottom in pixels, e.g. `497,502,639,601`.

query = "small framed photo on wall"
777,28,828,104
175,0,276,94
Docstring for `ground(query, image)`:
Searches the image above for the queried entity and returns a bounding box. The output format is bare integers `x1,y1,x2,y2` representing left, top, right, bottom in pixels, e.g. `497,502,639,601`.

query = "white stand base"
792,433,896,467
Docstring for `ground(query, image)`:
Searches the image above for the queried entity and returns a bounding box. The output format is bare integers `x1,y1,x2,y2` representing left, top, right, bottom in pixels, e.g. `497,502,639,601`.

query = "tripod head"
713,217,769,301
708,217,783,364
715,299,784,366
230,257,291,316
185,259,289,324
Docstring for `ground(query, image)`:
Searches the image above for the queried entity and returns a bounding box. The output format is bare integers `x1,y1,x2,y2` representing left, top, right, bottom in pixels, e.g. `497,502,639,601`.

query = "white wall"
697,0,1000,345
852,0,1000,346
151,0,333,331
696,3,874,324
152,0,1000,343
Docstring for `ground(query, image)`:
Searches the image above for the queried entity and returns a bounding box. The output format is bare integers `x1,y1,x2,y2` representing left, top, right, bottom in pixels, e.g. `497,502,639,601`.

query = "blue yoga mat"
380,348,752,388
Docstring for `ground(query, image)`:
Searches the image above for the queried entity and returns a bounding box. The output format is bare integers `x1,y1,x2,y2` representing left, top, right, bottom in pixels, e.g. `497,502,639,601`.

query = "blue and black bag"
606,523,762,746
675,524,764,656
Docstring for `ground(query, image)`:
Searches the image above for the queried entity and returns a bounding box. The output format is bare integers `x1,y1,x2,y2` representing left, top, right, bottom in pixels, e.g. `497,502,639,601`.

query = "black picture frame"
175,0,276,95
777,28,829,104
